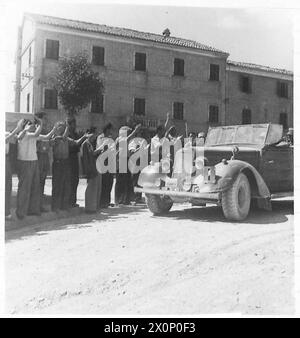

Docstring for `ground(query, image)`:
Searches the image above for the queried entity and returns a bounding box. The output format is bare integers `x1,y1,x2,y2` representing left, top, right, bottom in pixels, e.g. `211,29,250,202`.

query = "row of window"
238,75,289,98
45,39,290,99
239,109,288,129
43,88,220,122
45,39,220,80
40,88,289,128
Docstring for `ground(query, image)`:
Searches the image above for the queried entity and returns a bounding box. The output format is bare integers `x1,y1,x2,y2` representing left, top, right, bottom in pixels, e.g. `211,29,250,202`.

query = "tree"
56,53,103,117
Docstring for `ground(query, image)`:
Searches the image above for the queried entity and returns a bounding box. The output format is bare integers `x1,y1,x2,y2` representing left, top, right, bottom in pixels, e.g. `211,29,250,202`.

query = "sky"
1,1,295,111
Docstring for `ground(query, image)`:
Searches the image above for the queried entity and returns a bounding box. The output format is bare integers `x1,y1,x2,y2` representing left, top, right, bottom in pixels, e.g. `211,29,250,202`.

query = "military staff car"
135,124,293,221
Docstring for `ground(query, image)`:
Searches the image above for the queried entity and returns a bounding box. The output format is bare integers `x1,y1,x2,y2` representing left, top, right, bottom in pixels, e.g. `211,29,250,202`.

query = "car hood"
202,145,261,168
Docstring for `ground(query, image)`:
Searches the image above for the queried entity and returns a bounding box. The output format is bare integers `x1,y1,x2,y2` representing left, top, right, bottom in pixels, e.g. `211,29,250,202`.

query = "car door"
260,144,293,193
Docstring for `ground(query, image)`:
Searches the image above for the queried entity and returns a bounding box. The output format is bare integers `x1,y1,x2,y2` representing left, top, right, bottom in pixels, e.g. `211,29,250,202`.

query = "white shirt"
96,134,114,149
150,135,170,161
17,133,38,161
129,137,148,152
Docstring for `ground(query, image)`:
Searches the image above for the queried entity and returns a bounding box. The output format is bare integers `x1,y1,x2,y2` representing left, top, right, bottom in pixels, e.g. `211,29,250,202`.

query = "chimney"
162,28,170,37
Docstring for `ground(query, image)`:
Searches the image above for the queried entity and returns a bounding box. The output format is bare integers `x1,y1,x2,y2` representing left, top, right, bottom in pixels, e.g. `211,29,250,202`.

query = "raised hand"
135,123,142,131
16,119,26,131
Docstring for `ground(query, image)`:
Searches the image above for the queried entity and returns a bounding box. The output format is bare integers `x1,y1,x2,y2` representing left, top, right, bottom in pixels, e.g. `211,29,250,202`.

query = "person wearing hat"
197,132,206,146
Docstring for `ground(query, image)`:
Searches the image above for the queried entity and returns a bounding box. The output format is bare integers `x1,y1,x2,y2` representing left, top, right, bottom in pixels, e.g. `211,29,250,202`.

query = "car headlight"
182,179,192,191
161,159,170,173
154,178,161,187
195,157,204,170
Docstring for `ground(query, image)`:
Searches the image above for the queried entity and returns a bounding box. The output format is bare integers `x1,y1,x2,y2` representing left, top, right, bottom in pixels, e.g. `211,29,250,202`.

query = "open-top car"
134,123,293,221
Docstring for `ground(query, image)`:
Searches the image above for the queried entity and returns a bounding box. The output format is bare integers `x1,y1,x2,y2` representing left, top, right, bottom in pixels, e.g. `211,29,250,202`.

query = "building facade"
226,61,293,129
15,13,293,136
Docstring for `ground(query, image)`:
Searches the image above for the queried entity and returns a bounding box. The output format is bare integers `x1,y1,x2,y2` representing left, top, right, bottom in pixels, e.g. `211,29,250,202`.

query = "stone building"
14,13,293,136
226,61,293,129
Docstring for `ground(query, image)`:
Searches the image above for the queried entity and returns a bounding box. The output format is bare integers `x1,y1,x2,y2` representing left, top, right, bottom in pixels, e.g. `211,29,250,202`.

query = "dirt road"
5,200,294,315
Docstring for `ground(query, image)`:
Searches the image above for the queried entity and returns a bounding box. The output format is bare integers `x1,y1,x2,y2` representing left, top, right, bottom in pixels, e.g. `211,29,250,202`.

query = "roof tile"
227,60,292,76
25,12,228,55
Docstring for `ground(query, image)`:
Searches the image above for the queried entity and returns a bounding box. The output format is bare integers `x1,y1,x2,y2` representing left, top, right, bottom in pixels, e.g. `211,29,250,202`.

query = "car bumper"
134,187,220,201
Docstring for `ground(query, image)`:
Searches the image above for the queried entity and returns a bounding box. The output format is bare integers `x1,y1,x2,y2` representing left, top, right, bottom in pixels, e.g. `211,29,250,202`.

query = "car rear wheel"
145,194,173,215
221,173,251,221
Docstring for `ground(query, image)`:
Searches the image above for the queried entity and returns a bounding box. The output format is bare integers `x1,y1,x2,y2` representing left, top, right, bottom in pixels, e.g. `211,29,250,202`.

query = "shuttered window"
92,46,105,66
209,105,219,123
173,102,184,120
44,89,58,109
279,113,288,130
240,75,251,93
209,64,220,81
277,81,288,98
174,58,184,76
45,39,59,60
134,98,145,116
242,109,252,124
91,94,104,114
26,93,30,112
135,52,146,71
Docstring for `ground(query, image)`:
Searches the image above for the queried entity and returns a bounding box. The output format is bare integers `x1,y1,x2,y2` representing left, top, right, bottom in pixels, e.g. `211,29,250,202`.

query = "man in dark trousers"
96,122,114,208
5,119,25,219
67,117,80,207
36,113,52,212
50,121,88,211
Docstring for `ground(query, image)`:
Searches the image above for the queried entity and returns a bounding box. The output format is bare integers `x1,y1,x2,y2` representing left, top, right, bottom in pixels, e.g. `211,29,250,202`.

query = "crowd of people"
5,112,203,220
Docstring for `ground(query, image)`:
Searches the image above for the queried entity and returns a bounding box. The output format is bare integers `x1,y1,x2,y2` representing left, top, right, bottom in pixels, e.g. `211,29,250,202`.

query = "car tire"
221,173,251,221
145,194,173,215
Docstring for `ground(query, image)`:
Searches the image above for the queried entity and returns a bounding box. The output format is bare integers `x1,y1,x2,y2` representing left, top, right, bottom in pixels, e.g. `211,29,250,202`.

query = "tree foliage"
56,53,103,116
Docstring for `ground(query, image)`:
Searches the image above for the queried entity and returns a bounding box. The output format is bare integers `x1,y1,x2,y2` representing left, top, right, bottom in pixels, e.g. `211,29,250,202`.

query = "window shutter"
210,64,219,81
91,94,104,113
174,58,184,76
242,109,251,124
209,105,219,123
92,46,105,66
248,77,252,94
46,39,59,60
173,102,184,120
45,89,57,109
134,98,145,116
276,81,281,97
135,53,146,71
239,76,244,92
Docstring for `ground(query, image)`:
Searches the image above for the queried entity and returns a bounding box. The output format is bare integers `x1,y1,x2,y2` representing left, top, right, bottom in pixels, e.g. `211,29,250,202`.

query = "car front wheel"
145,194,173,215
221,173,251,221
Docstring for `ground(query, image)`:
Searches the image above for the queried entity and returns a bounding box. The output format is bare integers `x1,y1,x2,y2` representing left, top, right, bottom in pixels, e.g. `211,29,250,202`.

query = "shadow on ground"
5,204,147,243
157,200,294,225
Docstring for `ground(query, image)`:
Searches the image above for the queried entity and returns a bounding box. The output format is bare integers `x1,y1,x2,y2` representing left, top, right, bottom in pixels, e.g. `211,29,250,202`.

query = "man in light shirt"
16,117,58,219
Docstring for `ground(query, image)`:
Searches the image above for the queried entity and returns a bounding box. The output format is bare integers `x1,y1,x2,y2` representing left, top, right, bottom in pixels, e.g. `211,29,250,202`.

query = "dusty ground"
5,179,294,315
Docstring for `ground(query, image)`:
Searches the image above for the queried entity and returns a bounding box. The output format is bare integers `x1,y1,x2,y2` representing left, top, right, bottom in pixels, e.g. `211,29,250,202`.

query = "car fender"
138,162,168,188
213,159,270,198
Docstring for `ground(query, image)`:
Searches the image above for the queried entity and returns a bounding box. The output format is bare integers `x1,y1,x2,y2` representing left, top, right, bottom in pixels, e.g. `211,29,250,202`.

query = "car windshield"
205,125,269,146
